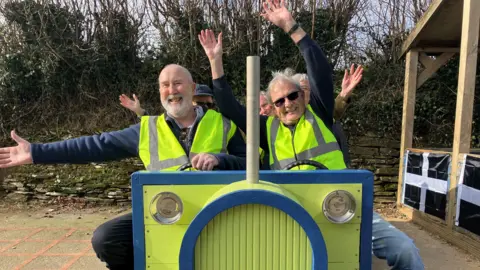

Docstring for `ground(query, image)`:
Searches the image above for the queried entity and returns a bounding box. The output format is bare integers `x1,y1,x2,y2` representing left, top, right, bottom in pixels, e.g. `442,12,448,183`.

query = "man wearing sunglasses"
199,0,424,269
291,64,364,168
199,5,345,171
192,84,217,110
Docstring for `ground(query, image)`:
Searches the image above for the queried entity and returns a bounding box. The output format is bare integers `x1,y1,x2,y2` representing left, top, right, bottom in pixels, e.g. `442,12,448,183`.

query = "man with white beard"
0,63,247,269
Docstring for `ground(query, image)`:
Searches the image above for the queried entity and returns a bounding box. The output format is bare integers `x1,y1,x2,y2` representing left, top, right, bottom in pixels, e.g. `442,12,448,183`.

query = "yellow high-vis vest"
266,105,346,170
238,129,266,165
138,110,237,171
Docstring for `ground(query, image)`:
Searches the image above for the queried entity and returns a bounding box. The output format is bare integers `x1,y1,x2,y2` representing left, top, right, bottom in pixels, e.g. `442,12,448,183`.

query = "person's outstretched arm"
0,127,139,169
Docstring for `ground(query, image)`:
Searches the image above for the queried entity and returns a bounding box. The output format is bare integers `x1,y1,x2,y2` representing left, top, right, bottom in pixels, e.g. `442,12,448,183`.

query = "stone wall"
1,160,140,206
348,134,401,204
1,135,402,205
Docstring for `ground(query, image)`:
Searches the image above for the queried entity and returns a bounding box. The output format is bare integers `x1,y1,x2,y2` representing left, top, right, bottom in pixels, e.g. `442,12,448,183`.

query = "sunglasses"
273,90,301,107
195,102,216,109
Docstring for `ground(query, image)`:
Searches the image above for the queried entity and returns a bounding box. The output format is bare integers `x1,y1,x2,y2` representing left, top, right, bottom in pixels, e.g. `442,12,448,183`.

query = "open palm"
198,29,223,61
341,64,363,97
119,94,141,112
0,130,33,168
261,0,294,31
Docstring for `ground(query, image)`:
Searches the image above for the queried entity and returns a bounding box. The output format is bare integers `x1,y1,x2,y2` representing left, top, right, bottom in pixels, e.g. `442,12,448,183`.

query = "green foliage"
0,1,478,150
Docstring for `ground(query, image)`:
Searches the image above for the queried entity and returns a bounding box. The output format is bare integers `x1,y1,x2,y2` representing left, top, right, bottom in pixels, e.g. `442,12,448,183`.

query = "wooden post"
396,50,418,206
446,0,480,229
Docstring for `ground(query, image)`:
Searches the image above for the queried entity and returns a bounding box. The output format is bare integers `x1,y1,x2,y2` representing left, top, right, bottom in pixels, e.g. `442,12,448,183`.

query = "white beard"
161,94,192,118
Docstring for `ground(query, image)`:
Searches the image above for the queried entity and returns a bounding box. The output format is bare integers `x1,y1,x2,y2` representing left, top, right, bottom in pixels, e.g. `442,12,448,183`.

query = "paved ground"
0,203,479,270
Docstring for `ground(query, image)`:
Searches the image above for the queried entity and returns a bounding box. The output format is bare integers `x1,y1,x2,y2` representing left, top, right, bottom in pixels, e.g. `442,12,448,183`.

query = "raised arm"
334,64,363,121
299,36,335,126
261,0,335,126
198,29,269,151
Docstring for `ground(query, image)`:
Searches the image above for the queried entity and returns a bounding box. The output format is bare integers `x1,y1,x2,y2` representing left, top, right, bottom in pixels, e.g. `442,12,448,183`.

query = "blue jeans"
372,212,424,270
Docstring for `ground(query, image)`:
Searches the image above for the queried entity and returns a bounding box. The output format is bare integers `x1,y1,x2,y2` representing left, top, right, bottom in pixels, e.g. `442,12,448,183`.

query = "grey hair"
291,73,309,83
259,90,272,104
266,67,302,103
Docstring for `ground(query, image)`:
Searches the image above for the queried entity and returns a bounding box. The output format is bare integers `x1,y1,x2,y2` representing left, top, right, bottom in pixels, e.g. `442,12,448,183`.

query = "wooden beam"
399,206,480,259
417,47,460,53
406,148,451,155
446,0,480,229
408,148,480,153
468,153,480,159
416,52,455,89
418,52,434,69
400,0,447,57
397,50,418,206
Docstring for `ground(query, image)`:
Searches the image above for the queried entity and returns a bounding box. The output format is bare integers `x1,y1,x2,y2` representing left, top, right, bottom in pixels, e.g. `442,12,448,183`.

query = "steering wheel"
282,159,328,170
177,163,194,171
176,162,218,171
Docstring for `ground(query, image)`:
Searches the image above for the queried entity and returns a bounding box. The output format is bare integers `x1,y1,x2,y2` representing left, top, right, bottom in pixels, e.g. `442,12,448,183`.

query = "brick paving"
0,227,105,270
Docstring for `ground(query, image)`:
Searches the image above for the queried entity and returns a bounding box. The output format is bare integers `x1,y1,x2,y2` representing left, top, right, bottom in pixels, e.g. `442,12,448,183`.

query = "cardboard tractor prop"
131,56,374,270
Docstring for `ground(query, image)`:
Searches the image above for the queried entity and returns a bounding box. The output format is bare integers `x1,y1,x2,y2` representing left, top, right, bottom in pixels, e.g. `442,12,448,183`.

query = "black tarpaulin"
456,155,480,236
403,151,449,220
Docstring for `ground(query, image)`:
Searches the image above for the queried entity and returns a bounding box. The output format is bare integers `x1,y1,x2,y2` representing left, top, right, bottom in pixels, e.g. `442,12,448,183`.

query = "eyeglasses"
195,102,216,109
273,90,301,107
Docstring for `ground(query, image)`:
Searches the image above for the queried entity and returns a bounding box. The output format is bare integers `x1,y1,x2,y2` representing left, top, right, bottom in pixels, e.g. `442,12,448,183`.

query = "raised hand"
341,64,363,98
198,29,223,61
261,0,295,32
0,130,33,168
119,94,144,116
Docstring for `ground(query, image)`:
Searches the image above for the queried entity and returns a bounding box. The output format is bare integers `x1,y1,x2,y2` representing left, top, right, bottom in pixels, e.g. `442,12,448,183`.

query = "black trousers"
92,213,134,269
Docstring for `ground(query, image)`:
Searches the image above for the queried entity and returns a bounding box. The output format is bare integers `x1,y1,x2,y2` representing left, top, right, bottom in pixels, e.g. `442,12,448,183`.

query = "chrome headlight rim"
322,190,356,224
149,191,183,225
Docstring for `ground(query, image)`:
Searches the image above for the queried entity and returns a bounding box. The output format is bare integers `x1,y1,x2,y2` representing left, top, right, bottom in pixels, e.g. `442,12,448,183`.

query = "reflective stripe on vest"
139,111,236,171
267,105,345,170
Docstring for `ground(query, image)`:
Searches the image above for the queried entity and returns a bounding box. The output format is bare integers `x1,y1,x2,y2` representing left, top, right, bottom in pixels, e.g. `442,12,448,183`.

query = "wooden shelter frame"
397,0,480,258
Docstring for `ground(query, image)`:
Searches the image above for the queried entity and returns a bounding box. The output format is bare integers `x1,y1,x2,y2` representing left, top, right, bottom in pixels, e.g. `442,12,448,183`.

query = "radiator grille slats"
194,204,312,270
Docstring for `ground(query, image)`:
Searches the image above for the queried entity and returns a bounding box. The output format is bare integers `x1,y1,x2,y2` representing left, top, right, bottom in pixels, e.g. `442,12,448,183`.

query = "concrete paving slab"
21,255,72,270
0,229,33,240
4,241,47,254
0,241,15,251
0,256,30,270
45,241,91,255
68,256,106,270
64,230,93,241
29,228,72,240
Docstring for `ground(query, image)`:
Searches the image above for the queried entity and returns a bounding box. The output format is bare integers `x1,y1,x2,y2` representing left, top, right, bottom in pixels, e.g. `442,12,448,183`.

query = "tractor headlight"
150,192,183,224
322,190,356,224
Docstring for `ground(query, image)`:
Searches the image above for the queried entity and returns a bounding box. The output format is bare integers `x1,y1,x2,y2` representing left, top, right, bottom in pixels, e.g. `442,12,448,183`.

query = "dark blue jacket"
212,34,335,157
31,107,247,170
